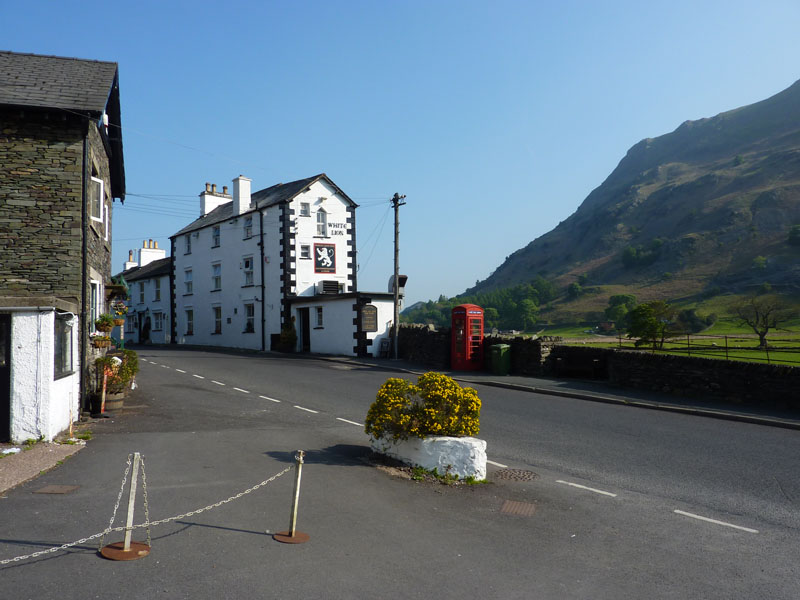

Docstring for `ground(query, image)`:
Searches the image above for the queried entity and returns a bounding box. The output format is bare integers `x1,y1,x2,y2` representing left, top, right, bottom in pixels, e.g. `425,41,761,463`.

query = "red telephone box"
451,304,484,371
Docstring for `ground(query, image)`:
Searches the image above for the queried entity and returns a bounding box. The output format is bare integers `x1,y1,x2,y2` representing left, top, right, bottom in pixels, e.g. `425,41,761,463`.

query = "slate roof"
0,51,118,114
119,257,172,283
172,173,355,237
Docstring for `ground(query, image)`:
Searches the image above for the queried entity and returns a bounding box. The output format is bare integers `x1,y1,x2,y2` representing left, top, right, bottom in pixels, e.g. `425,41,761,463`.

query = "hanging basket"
113,318,125,326
97,324,113,333
93,339,111,348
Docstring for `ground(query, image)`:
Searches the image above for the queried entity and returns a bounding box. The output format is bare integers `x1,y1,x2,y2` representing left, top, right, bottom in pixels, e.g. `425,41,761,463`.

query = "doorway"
0,314,11,441
298,308,310,352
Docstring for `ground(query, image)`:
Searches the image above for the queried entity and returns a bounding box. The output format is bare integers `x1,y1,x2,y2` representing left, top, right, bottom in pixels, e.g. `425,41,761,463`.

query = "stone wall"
398,324,450,369
0,110,86,303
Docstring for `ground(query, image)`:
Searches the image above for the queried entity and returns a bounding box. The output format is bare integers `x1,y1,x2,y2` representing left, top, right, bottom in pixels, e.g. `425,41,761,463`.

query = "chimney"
200,180,230,216
139,237,167,267
233,175,252,216
124,249,138,271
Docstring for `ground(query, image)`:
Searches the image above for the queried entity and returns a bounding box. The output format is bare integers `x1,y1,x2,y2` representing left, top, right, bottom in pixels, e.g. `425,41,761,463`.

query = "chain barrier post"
273,450,310,544
100,452,151,561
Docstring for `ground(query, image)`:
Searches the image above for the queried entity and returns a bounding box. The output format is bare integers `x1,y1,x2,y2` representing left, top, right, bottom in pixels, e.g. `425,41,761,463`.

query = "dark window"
54,315,74,379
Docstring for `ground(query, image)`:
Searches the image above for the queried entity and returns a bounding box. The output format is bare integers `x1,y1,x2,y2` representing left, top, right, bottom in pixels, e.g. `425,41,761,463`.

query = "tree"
604,294,637,325
517,299,538,331
626,300,677,350
732,294,792,348
567,282,583,299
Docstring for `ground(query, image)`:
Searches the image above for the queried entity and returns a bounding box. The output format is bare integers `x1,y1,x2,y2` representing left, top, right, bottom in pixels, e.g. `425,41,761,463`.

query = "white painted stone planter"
371,435,487,480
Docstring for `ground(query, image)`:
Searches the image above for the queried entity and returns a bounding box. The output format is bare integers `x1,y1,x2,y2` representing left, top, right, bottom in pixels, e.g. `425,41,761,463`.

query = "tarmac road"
1,347,798,599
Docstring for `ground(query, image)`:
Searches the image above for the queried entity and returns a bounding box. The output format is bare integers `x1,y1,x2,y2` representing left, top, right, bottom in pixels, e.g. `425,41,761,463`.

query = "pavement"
2,352,798,498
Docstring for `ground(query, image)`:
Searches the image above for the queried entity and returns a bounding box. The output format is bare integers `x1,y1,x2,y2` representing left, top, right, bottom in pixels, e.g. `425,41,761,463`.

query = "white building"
118,240,172,345
170,174,398,356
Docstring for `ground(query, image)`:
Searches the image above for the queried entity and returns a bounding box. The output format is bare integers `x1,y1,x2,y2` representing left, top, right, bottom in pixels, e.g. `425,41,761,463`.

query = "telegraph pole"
391,193,406,359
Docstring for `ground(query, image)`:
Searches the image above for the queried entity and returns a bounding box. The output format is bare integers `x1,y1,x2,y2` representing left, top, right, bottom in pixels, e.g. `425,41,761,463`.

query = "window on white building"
54,315,73,379
244,303,255,333
315,306,323,328
153,312,164,331
125,316,134,333
185,309,194,335
185,234,192,254
300,245,310,260
212,263,221,290
90,281,99,326
316,209,327,237
139,282,145,304
300,202,310,217
243,256,254,286
213,306,222,334
212,225,220,247
243,216,253,239
154,278,161,301
184,269,193,295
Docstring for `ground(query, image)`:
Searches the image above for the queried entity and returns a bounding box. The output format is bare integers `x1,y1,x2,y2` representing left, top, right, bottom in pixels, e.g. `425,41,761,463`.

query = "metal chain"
1,464,293,566
140,455,152,547
99,453,132,549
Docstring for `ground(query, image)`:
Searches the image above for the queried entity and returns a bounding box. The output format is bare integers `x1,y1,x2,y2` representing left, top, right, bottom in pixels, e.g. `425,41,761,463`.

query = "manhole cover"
34,485,80,494
500,500,536,517
492,469,537,482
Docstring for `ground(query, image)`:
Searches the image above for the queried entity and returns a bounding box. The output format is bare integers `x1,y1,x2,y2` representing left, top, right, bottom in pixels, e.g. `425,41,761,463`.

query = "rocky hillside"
470,79,800,306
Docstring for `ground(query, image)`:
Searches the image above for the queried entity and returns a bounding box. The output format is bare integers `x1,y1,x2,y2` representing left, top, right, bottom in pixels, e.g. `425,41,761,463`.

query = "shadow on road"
264,444,372,467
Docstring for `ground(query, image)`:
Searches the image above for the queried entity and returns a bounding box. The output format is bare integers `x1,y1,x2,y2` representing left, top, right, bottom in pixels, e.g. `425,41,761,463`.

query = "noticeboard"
361,304,378,332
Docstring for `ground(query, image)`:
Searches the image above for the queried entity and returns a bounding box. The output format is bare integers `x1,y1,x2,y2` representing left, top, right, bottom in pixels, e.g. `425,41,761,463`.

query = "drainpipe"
259,210,265,351
80,136,89,411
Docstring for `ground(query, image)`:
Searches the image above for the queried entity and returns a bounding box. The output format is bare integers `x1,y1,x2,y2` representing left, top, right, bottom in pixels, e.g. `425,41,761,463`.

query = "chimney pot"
223,186,228,194
154,241,159,249
205,182,211,193
128,250,133,261
212,183,217,193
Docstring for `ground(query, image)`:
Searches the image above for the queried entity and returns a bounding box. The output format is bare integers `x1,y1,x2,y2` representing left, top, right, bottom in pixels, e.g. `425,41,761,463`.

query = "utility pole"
391,192,406,359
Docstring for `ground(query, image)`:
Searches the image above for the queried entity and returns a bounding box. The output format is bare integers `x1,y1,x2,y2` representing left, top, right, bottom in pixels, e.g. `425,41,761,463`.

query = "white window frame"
212,263,221,291
185,234,192,254
213,306,222,334
153,312,164,331
316,209,327,237
315,306,323,328
212,225,220,247
90,177,103,222
243,256,254,286
185,309,194,335
243,215,253,239
184,269,193,295
54,315,74,379
154,278,161,301
139,282,145,304
244,303,255,333
90,281,100,326
300,202,310,217
300,245,311,260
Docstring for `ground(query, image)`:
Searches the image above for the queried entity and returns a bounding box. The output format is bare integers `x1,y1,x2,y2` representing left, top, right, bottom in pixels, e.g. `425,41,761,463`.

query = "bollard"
100,452,151,561
273,450,310,544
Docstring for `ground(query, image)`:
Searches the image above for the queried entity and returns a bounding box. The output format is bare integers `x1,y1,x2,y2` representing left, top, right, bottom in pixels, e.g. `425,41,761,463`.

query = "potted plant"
95,313,115,332
91,334,112,348
365,372,487,480
111,300,128,326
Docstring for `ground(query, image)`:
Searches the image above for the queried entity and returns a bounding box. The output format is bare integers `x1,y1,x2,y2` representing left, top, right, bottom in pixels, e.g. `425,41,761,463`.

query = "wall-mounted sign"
361,304,378,332
314,243,336,273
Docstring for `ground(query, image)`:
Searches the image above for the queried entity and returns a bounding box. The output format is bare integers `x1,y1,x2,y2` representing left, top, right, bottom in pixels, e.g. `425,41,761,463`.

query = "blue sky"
4,1,800,305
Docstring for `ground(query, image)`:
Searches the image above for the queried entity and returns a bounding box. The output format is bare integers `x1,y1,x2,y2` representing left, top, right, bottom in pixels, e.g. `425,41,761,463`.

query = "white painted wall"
125,273,172,345
9,310,80,443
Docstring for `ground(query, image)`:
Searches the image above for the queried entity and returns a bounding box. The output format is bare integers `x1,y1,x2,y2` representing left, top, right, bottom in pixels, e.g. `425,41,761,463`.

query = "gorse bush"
364,372,481,442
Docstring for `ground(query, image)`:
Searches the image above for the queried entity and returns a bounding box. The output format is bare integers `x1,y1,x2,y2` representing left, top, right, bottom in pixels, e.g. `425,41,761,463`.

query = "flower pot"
92,339,111,348
97,324,113,333
113,318,125,326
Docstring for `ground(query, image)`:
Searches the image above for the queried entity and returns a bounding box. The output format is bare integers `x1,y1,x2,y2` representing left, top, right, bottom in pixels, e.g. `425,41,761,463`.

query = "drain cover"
500,500,536,517
34,485,80,494
492,469,537,482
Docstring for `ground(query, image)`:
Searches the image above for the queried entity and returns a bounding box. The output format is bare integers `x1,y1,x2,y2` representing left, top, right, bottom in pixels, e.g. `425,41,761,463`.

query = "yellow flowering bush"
365,372,481,441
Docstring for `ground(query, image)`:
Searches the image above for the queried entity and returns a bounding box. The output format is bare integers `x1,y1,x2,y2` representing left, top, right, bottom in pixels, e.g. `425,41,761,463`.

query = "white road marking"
336,418,363,426
212,380,225,386
193,374,205,379
233,387,250,394
294,405,319,414
161,364,170,368
259,395,281,403
487,460,508,468
673,510,759,533
556,480,618,497
175,369,186,373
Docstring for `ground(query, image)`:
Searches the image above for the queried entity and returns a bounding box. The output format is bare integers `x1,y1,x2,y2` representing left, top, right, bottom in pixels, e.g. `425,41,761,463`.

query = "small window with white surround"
212,225,220,247
154,278,161,301
300,245,311,260
315,306,323,328
243,256,254,286
316,209,327,237
90,177,103,222
213,306,222,334
244,303,255,333
185,234,192,254
185,309,194,335
300,202,310,217
212,263,221,290
243,216,253,239
153,312,164,331
184,269,193,295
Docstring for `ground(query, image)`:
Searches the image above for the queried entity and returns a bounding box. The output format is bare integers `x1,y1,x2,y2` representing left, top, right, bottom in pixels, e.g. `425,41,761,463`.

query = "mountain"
470,79,800,310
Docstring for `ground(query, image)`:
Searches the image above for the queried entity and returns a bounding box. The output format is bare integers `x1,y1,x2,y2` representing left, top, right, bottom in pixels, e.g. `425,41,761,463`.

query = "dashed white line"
212,380,225,386
336,417,363,426
161,364,170,368
673,510,759,533
487,459,508,468
294,405,319,414
233,387,250,394
175,369,186,373
556,480,618,497
259,395,281,403
192,374,205,379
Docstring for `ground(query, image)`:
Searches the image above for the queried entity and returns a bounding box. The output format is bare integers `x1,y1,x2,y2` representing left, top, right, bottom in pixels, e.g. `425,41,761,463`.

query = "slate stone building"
0,51,125,442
